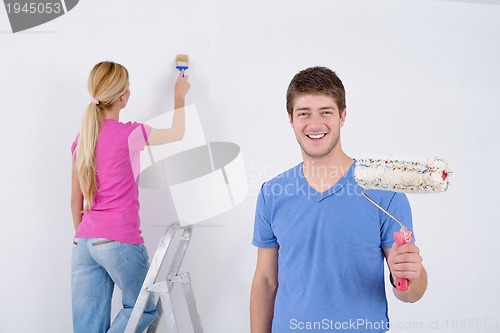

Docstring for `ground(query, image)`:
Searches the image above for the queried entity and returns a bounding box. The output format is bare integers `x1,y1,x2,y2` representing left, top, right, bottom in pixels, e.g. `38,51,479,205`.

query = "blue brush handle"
176,66,188,77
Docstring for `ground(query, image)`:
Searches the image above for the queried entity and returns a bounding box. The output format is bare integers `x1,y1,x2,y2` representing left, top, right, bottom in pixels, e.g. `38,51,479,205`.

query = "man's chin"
301,148,334,160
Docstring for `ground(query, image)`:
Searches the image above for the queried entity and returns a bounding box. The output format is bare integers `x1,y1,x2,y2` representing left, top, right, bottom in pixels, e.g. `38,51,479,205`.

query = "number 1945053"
6,2,62,14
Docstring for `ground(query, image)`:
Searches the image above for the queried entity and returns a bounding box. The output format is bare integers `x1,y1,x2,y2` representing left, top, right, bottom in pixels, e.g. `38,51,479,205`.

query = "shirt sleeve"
380,192,414,249
252,183,279,248
71,134,79,162
128,123,152,153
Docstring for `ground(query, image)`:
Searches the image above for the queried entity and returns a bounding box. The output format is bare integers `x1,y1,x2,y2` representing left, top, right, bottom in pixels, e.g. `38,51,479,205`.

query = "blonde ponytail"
75,61,129,210
76,103,103,211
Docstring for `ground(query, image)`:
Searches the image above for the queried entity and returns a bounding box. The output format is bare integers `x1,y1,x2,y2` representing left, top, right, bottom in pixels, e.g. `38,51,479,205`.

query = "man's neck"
302,151,353,193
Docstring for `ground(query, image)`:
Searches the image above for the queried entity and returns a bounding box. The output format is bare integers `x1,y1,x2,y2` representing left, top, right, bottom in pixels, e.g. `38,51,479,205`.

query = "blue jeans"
72,238,157,333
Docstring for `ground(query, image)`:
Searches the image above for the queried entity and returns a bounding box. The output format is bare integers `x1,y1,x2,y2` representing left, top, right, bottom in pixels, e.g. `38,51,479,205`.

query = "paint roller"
354,156,452,291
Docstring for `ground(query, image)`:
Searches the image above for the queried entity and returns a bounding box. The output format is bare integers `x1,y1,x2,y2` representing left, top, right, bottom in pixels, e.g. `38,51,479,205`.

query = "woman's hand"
174,70,190,101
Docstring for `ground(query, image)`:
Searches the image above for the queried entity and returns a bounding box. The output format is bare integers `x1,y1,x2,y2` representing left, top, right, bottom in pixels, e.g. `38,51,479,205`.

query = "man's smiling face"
289,94,346,160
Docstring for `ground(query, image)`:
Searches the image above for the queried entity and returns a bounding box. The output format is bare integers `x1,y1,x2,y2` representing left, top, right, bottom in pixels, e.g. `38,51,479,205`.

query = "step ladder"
124,222,203,333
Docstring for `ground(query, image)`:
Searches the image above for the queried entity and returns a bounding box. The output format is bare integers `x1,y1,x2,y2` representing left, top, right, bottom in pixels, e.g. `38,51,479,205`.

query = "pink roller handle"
393,230,413,291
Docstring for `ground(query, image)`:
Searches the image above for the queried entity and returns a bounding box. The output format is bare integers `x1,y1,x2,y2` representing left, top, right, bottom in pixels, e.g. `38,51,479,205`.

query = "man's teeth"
308,134,325,139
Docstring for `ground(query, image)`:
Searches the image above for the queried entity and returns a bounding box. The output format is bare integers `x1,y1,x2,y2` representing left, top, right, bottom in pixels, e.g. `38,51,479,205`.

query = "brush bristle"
176,54,189,63
354,156,452,193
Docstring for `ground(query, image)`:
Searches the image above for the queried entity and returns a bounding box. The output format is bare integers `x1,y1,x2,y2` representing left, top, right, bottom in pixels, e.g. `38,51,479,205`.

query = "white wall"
1,0,499,332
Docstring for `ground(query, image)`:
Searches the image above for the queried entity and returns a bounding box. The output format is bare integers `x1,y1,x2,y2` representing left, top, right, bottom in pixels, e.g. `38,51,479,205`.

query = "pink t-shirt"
71,119,152,244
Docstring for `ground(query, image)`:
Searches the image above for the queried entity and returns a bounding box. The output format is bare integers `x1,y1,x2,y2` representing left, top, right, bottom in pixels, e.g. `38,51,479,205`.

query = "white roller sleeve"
354,156,452,193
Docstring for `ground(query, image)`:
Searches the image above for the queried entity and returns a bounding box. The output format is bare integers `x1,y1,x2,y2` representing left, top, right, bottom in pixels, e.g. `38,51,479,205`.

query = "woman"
70,61,190,332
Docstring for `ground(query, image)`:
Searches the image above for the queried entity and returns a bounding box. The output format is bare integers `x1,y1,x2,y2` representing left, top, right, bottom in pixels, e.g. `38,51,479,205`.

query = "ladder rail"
124,222,180,333
125,222,203,333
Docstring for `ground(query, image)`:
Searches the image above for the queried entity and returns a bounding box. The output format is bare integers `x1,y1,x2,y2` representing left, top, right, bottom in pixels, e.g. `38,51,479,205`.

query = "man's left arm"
384,244,427,303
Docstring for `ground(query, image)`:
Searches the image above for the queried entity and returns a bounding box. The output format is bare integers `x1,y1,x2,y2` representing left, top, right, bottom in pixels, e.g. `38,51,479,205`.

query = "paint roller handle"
393,229,413,291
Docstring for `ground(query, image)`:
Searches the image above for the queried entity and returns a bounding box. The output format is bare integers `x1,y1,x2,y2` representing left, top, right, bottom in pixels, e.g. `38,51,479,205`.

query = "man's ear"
340,108,347,127
288,113,293,125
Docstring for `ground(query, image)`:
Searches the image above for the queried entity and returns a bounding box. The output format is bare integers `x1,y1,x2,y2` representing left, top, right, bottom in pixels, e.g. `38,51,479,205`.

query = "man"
250,67,427,333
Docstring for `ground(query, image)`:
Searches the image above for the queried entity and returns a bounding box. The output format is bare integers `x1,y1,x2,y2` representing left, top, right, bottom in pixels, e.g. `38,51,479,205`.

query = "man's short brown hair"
286,67,346,119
